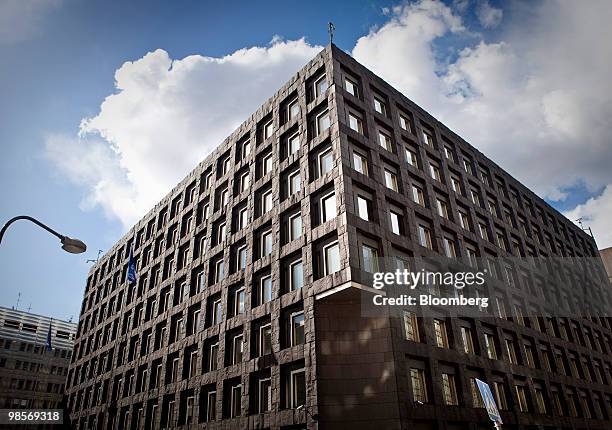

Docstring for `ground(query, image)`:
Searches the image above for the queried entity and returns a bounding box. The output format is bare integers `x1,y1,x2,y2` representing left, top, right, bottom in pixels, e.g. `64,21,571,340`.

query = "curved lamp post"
0,215,87,254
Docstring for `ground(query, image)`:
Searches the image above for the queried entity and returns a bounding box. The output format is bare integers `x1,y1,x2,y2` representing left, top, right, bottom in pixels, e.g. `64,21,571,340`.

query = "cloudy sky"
1,0,611,320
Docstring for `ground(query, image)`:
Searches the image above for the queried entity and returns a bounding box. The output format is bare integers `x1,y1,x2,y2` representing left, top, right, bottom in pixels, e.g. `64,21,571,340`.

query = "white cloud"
0,0,61,45
352,0,612,246
476,1,503,28
47,39,321,228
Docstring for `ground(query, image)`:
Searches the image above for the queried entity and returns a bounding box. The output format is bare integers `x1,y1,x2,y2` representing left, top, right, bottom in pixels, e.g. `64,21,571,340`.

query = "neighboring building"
66,45,612,430
0,306,76,409
600,247,612,283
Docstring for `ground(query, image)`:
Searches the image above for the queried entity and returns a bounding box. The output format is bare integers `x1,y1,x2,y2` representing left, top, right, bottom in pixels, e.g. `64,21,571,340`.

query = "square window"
399,114,412,132
345,77,358,97
289,213,302,241
418,225,432,249
239,171,250,192
259,324,272,356
315,76,328,97
318,148,333,176
239,207,248,230
289,260,303,291
290,312,305,346
373,97,386,116
288,99,299,121
378,130,392,151
316,110,331,135
384,169,399,192
405,147,418,167
362,244,379,273
264,120,274,140
262,190,273,214
288,132,300,155
262,153,273,176
357,195,369,221
288,171,301,195
348,112,363,133
320,192,337,222
237,246,247,270
260,276,272,304
323,242,340,275
353,151,368,175
390,211,401,235
261,230,273,257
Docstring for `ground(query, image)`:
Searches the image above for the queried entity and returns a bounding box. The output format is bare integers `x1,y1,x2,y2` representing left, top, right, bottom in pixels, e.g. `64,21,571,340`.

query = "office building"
66,45,612,430
0,306,76,409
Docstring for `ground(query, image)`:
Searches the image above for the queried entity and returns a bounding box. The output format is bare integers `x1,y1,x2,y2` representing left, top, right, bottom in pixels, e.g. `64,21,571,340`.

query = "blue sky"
1,0,611,321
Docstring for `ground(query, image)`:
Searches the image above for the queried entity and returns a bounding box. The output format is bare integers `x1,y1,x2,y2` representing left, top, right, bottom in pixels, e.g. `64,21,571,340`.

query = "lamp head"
61,237,87,254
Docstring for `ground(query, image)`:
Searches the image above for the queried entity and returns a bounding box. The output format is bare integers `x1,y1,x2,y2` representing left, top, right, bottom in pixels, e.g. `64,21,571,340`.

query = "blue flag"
46,320,52,351
127,245,137,286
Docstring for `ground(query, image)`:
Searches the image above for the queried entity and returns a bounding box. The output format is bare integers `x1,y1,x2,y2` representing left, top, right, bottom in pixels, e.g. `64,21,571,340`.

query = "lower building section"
69,285,612,430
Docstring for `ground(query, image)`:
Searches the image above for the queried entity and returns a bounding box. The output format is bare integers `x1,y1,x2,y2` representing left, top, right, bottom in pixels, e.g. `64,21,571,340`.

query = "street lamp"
0,215,87,254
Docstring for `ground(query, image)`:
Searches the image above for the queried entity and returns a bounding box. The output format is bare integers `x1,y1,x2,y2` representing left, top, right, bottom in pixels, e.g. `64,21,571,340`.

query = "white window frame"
323,241,340,275
259,323,272,356
287,98,299,121
290,311,305,346
288,132,300,155
353,151,368,175
260,275,272,304
263,120,274,140
261,229,273,257
316,109,331,135
289,259,303,291
262,190,273,214
288,170,301,195
289,213,302,241
314,75,328,97
318,148,333,177
320,191,337,223
237,245,247,270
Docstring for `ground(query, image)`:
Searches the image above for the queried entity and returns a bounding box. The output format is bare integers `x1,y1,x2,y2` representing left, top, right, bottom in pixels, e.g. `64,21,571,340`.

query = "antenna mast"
328,22,335,45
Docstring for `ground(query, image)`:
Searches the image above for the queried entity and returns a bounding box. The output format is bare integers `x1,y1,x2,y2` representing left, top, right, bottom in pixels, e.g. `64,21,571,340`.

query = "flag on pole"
46,319,53,351
127,244,137,286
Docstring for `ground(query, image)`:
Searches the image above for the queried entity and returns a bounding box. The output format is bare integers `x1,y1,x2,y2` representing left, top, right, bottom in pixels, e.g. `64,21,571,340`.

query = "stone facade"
66,45,612,430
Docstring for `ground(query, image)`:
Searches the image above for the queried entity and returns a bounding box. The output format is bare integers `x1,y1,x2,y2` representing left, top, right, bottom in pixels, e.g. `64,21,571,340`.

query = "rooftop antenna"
27,303,31,312
328,22,335,45
87,249,103,264
15,292,21,310
575,217,594,239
